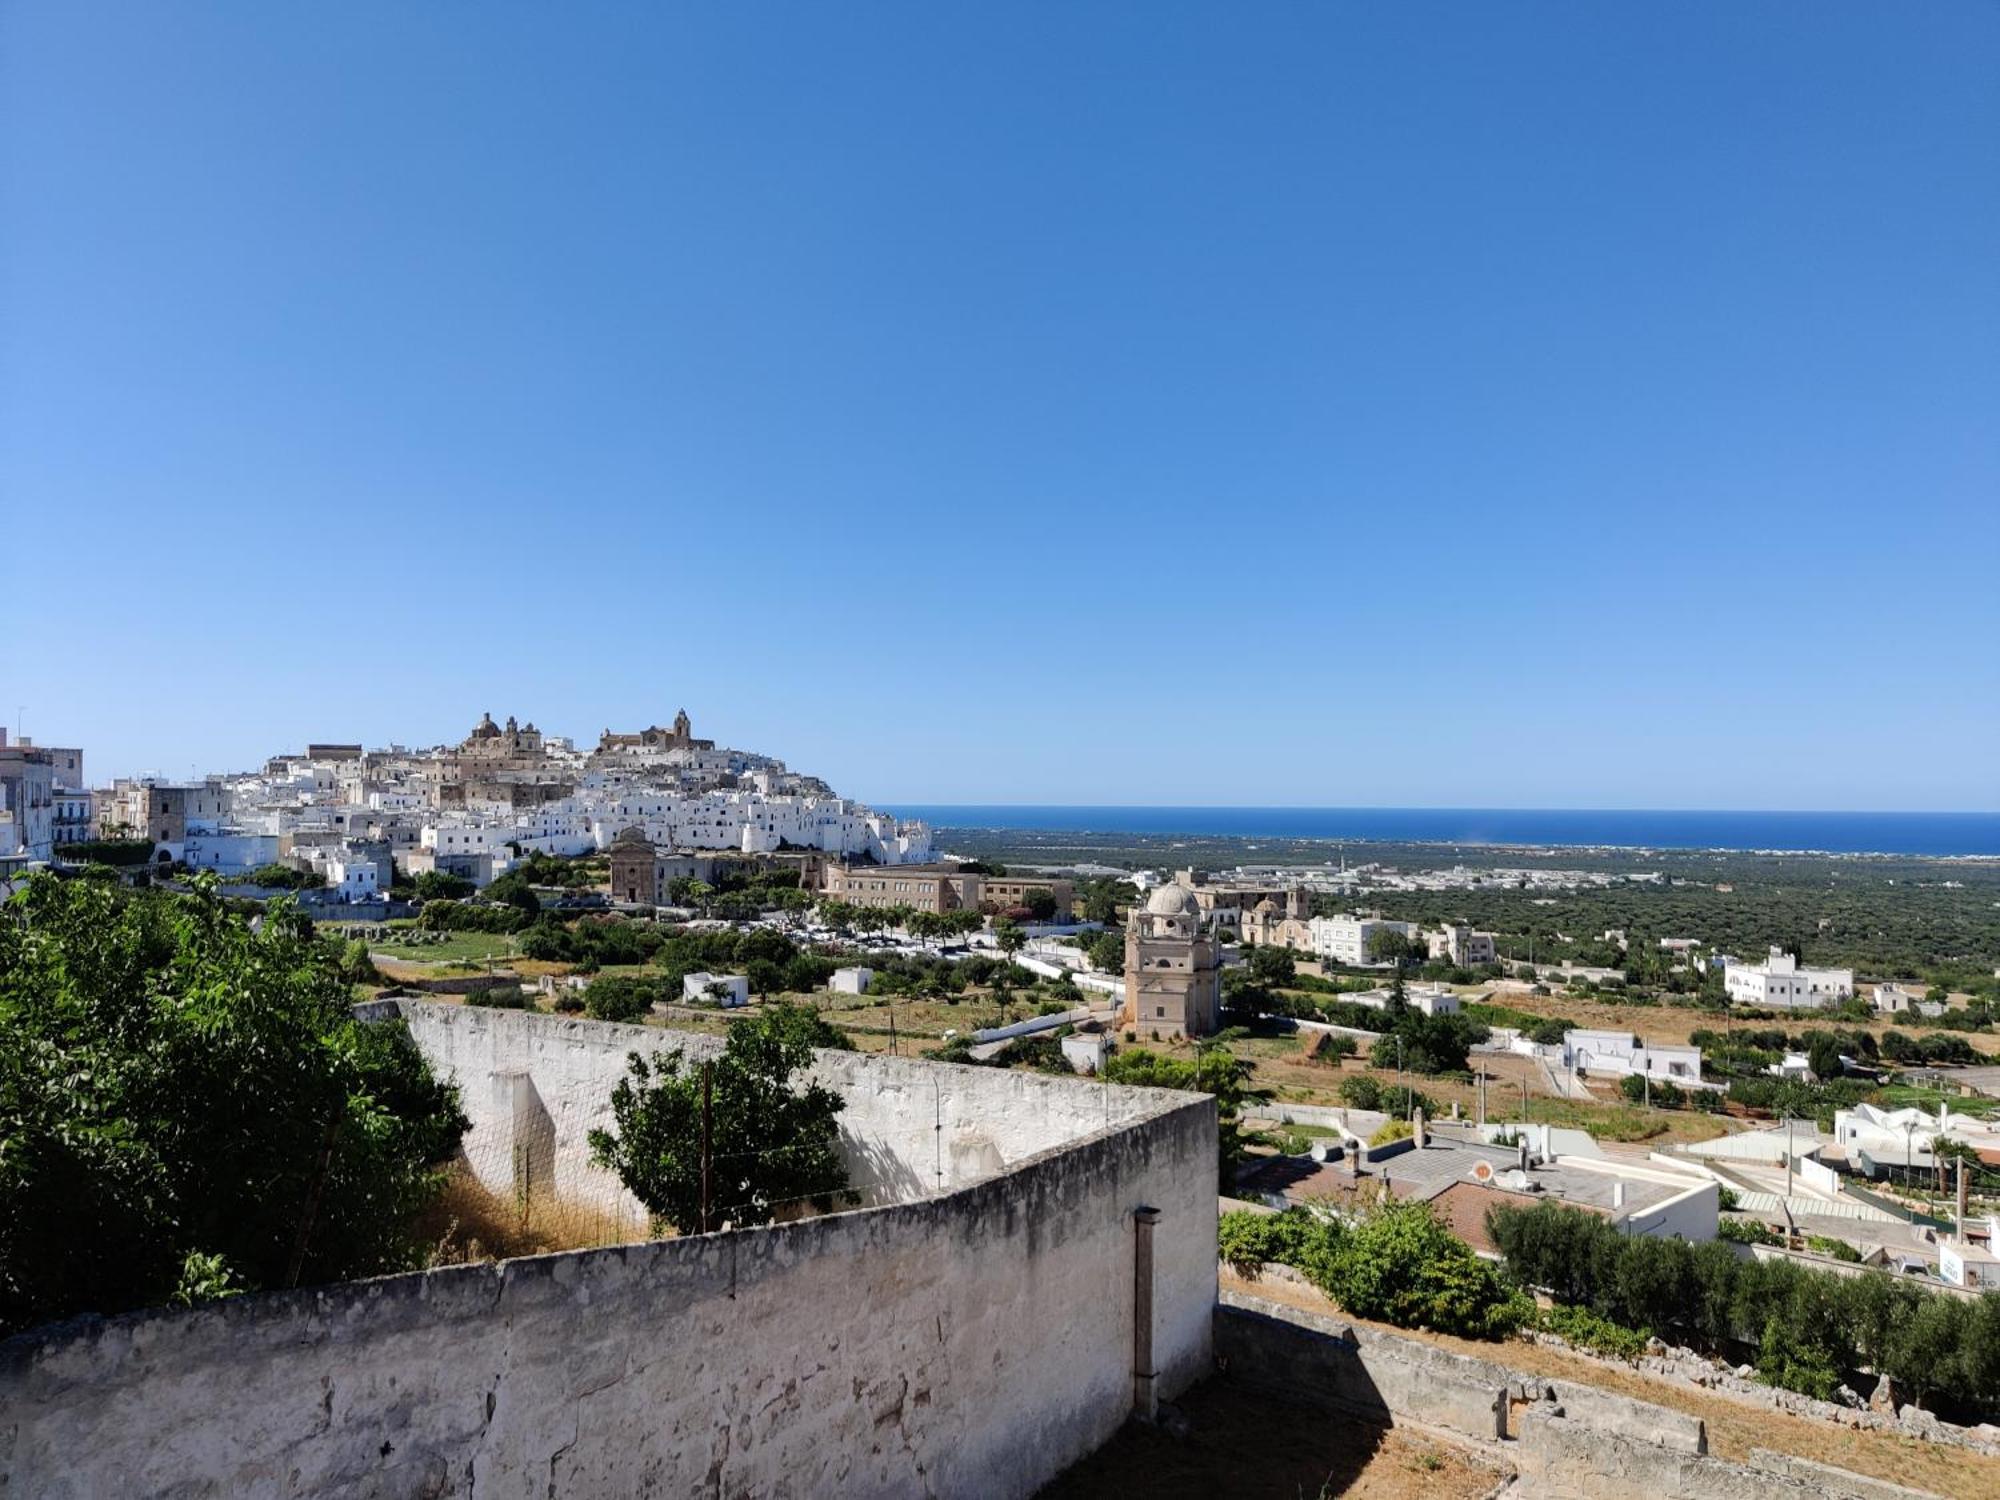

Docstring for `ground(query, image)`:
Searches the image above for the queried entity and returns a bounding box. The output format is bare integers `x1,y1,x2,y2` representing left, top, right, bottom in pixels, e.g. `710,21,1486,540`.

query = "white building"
181,833,282,875
1345,983,1460,1018
1308,914,1417,967
1723,947,1853,1011
829,966,874,995
683,972,751,1007
1940,1224,2000,1290
1833,1102,2000,1179
324,854,381,902
1560,1030,1709,1089
1425,922,1496,967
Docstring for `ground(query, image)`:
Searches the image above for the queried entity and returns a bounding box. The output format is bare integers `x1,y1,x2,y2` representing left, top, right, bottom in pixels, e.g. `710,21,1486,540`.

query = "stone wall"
1216,1290,1944,1500
389,1001,1175,1223
0,1009,1218,1500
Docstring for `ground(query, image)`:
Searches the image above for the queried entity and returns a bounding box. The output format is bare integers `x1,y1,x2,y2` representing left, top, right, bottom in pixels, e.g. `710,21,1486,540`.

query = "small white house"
324,856,380,903
1060,1031,1109,1076
683,971,750,1007
830,966,874,995
1873,983,1919,1015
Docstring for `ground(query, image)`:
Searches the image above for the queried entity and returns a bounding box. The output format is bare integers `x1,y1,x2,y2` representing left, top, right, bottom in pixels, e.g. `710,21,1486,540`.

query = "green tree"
482,871,541,920
1248,944,1297,989
0,875,467,1336
1102,1046,1257,1188
584,975,663,1022
588,1004,856,1234
1323,1198,1526,1339
1021,889,1059,922
1086,929,1126,974
412,870,474,902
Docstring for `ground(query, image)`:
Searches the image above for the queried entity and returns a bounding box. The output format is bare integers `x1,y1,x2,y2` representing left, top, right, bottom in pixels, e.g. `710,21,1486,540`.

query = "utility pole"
700,1061,714,1235
1785,1115,1794,1200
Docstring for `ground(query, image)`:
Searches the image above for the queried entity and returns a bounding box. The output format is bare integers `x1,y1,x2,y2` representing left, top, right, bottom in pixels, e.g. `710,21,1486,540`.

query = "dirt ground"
1036,1374,1505,1499
1220,1269,2000,1500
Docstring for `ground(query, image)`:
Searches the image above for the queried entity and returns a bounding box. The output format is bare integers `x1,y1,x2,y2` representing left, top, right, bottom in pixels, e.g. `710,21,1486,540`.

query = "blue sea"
884,806,2000,858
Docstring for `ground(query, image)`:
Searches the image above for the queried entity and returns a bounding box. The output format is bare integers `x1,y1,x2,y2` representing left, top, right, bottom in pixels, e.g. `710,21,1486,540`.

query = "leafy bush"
417,899,527,934
464,985,532,1010
1536,1303,1652,1361
1717,1217,1781,1246
0,876,467,1335
1322,1198,1529,1339
1218,1206,1344,1282
583,975,666,1023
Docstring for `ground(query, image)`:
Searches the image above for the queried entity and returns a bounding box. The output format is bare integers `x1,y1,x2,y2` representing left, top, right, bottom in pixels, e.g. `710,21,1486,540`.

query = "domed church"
1121,881,1221,1040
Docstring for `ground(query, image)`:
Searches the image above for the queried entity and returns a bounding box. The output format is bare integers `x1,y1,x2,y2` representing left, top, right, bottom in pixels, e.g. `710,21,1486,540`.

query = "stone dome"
1146,884,1198,916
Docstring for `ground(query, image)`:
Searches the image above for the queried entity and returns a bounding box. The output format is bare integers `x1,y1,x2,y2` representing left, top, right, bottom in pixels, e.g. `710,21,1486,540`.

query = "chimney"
1518,1138,1531,1173
1959,1158,1970,1235
1345,1138,1362,1176
1412,1108,1426,1149
1613,1181,1626,1211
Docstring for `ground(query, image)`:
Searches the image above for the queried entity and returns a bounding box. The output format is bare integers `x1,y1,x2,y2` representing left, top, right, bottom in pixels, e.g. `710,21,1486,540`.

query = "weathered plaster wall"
391,1002,1170,1222
0,1081,1217,1499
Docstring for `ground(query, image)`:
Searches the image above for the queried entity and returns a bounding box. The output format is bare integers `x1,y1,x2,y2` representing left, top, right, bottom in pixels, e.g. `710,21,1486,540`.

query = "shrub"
464,985,532,1010
1323,1198,1529,1339
0,877,467,1335
1217,1207,1340,1279
1536,1303,1652,1361
584,975,664,1023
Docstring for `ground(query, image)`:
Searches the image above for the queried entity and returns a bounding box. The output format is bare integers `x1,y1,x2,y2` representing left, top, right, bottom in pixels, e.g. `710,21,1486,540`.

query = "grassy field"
371,930,519,963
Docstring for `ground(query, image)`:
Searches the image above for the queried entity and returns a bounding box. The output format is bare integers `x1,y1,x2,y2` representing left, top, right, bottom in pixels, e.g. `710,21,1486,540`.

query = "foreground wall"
0,1016,1217,1500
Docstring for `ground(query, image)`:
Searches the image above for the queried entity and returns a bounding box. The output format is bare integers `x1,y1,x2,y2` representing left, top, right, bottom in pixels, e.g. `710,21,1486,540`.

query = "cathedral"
597,709,714,755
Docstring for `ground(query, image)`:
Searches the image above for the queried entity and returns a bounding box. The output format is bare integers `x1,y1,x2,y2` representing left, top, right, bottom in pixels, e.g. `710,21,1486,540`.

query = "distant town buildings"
53,710,932,902
0,733,56,862
816,864,1072,919
1723,946,1854,1011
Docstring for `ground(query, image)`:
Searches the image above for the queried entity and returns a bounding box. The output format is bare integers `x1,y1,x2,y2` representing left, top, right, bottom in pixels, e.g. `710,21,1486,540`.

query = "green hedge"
1488,1199,2000,1414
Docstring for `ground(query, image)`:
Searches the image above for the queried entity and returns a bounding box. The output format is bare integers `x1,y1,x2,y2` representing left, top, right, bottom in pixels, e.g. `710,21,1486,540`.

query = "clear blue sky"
4,4,1995,809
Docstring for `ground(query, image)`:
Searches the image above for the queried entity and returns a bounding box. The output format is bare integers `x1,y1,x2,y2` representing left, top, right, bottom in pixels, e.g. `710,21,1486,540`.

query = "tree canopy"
588,1004,855,1234
0,875,467,1335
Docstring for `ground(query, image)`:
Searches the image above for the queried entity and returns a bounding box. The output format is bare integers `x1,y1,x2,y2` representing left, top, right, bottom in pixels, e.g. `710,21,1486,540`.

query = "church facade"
597,710,715,756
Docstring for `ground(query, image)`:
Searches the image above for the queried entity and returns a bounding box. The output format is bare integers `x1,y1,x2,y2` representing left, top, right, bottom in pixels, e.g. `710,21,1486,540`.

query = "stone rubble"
1523,1330,2000,1458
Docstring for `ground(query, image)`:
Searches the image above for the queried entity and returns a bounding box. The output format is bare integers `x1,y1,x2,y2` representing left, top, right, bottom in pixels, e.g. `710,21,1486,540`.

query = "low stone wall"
1511,1411,1944,1500
1216,1293,1506,1441
0,1013,1219,1500
1218,1290,1943,1500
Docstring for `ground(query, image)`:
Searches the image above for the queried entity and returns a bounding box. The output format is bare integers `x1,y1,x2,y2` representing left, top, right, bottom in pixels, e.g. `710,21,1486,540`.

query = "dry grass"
416,1167,655,1265
1036,1373,1506,1499
1221,1268,2000,1500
